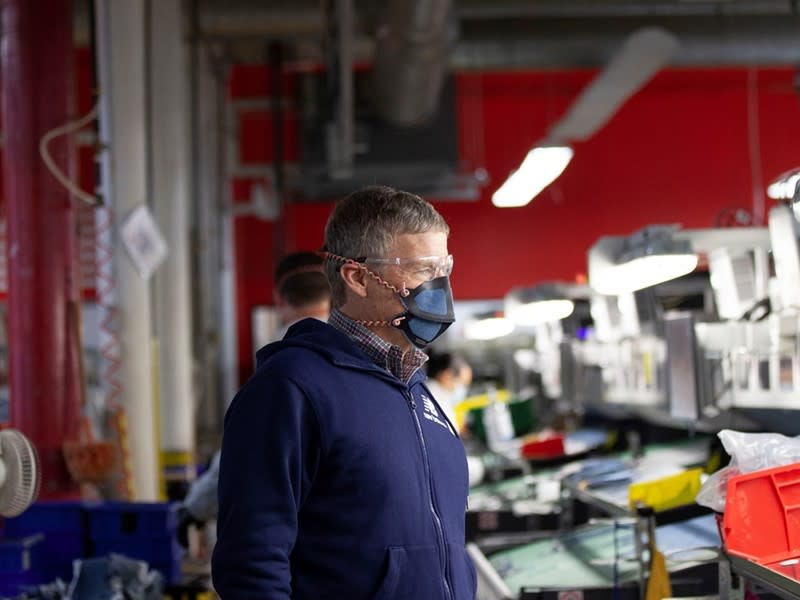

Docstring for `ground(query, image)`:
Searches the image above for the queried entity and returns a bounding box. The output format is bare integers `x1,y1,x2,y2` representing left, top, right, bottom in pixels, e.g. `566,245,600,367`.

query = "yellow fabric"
645,540,672,600
628,468,703,513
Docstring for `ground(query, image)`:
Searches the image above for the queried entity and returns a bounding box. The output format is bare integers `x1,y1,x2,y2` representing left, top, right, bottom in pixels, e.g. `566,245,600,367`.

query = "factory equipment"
467,437,721,600
685,205,800,421
585,225,773,421
505,283,589,407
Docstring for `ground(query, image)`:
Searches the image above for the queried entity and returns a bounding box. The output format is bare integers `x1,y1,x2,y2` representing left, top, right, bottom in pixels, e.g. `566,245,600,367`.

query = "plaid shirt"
328,309,428,384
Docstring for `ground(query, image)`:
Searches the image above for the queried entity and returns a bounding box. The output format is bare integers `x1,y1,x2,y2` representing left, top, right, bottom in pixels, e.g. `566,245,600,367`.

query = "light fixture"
491,146,573,208
768,204,800,310
767,169,800,201
588,226,698,295
463,313,515,340
504,283,578,326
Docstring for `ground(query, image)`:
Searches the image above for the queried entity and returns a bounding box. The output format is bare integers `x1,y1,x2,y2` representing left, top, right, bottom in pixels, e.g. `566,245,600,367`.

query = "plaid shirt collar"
329,309,428,384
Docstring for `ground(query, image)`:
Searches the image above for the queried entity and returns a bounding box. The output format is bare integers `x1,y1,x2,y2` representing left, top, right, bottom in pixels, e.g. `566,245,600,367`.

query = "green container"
466,397,536,443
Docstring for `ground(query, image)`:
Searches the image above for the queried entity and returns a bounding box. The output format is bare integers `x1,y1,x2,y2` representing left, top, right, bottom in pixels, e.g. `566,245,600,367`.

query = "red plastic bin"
520,432,565,459
723,462,800,570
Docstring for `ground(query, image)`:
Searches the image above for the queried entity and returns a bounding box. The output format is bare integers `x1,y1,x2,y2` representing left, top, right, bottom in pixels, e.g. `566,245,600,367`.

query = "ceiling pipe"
371,0,455,127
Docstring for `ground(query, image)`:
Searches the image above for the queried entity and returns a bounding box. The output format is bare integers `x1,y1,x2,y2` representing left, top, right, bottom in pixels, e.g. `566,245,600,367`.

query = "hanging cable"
38,104,102,206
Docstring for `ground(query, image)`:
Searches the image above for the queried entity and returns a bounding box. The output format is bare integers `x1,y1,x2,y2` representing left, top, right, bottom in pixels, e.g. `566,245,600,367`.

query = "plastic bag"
696,429,800,512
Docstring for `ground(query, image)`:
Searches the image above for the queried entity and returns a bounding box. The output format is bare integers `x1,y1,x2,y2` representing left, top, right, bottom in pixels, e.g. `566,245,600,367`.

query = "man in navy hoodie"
212,186,476,599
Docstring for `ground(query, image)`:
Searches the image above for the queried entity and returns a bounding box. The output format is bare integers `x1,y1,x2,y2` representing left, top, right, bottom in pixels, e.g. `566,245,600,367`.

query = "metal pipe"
372,0,454,126
453,15,800,68
190,5,224,458
329,0,354,177
1,0,80,498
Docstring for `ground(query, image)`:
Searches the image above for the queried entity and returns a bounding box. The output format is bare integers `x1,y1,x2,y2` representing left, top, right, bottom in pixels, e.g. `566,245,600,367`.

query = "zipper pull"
405,392,416,409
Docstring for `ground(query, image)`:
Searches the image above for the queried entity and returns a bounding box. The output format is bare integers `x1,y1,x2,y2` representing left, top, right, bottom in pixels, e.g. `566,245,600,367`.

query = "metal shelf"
728,553,800,600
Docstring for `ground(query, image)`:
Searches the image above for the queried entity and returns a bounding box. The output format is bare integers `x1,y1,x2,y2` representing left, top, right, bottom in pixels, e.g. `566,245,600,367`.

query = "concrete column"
94,0,159,500
149,0,196,490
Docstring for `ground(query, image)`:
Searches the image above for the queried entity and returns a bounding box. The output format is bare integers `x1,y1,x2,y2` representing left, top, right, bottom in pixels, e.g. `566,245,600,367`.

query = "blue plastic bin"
91,535,183,565
88,502,178,538
0,534,43,574
0,569,47,597
4,501,85,536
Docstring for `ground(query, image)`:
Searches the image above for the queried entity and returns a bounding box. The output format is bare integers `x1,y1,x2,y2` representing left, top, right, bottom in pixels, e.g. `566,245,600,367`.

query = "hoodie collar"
328,309,428,384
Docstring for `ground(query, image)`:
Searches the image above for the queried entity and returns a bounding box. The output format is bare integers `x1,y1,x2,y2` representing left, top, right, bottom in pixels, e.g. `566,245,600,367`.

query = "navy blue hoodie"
211,318,476,599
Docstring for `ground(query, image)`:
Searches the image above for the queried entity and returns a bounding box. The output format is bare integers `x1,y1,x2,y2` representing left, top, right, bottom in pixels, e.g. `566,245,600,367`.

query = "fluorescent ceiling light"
492,146,573,208
507,299,575,326
592,253,698,295
463,316,515,340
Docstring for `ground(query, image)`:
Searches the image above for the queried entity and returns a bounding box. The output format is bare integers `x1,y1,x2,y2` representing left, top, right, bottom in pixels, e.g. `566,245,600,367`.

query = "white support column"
149,0,196,480
94,0,159,500
221,70,239,408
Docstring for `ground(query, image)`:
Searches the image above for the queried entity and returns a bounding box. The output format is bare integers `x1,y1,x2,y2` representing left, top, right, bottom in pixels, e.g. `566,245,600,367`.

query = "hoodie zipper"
405,390,453,600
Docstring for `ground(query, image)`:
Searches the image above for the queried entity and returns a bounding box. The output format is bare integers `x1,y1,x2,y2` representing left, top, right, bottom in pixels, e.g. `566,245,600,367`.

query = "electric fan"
0,429,41,517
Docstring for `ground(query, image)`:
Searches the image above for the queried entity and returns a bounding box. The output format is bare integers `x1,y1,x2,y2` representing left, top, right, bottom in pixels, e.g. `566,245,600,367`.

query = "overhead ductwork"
371,0,456,127
454,14,800,68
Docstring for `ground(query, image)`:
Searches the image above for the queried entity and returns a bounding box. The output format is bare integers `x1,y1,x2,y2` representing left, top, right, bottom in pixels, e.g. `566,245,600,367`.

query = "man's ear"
339,263,369,298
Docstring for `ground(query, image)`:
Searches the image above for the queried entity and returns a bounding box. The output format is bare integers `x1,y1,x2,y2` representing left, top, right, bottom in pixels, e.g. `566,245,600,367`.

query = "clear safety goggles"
360,254,454,280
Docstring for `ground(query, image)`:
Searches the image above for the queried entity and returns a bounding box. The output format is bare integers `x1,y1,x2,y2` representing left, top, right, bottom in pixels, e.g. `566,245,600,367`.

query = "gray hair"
323,186,450,307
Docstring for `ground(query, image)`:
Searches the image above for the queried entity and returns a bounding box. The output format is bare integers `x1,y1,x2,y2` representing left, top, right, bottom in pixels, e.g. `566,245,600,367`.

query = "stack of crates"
3,501,87,585
0,534,46,596
86,502,184,584
0,500,184,592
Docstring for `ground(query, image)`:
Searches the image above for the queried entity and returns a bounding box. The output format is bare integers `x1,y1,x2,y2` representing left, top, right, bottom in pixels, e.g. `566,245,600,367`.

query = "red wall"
230,65,800,380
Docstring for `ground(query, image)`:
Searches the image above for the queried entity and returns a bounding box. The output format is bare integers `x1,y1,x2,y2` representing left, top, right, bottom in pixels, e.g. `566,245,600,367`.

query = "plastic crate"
38,531,86,565
87,502,178,538
723,462,800,566
0,569,47,597
0,534,43,574
91,535,183,565
40,560,75,584
4,501,86,536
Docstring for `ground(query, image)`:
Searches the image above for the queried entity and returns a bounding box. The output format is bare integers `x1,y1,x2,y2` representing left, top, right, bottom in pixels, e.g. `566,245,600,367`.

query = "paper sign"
119,205,168,280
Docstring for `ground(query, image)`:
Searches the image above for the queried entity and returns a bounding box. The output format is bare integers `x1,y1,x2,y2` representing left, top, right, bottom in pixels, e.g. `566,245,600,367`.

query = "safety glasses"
360,254,454,280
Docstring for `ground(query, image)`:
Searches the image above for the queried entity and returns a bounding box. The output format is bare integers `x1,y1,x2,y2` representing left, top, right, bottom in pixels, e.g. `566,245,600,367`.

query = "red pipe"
1,0,80,497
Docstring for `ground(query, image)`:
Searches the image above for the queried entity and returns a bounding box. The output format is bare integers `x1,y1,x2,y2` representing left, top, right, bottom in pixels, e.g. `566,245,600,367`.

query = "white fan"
0,429,41,518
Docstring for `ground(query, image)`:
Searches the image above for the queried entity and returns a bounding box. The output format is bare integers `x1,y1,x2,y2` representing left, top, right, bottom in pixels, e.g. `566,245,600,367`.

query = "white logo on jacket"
421,393,454,434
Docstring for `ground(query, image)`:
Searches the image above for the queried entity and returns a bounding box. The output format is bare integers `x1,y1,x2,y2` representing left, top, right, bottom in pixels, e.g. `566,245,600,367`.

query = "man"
426,352,473,431
212,186,476,599
176,251,331,552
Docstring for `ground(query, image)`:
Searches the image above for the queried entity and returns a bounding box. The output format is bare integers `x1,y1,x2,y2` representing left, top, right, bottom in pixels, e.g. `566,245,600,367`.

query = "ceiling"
73,0,800,67
192,0,800,66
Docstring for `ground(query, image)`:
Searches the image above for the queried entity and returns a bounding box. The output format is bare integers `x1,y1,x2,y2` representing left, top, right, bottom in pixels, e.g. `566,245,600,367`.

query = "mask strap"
321,251,410,297
352,315,407,328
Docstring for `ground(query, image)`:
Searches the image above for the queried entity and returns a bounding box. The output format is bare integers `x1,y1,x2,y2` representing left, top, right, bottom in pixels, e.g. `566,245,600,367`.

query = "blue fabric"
409,317,446,340
212,318,475,599
415,287,448,314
